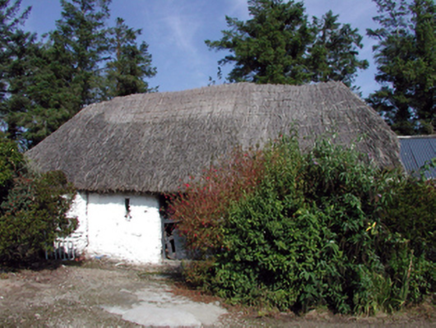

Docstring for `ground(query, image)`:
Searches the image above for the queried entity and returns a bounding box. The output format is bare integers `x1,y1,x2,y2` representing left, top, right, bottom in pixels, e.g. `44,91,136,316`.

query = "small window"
125,198,132,219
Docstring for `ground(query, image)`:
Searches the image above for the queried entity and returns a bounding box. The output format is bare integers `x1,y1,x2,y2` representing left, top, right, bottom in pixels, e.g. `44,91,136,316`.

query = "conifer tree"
206,0,312,84
367,0,436,135
0,0,37,142
50,0,111,108
206,0,367,88
104,17,157,98
14,42,80,147
8,0,112,147
308,10,369,89
0,0,157,148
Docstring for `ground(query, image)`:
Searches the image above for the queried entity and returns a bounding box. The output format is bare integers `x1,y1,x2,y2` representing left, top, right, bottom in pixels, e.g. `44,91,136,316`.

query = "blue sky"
20,0,380,97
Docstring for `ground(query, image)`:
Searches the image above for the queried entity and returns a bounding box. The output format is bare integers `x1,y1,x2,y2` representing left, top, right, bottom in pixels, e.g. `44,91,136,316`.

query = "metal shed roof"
399,135,436,179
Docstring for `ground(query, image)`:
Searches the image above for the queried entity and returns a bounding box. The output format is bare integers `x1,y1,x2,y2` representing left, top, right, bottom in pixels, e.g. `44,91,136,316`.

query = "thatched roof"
26,82,401,193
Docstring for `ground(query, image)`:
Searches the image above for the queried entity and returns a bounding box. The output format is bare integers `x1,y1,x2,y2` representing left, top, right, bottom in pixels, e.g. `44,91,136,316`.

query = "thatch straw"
26,82,401,193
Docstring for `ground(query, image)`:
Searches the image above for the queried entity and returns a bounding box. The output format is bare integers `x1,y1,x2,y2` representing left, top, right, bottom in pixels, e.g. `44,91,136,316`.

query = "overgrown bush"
381,177,436,258
0,133,23,204
0,135,77,266
168,133,436,314
377,175,436,307
168,146,266,257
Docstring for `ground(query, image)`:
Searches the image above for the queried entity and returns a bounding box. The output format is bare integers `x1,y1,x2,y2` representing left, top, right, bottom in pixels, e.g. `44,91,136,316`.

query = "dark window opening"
125,198,131,219
164,222,176,259
159,194,187,260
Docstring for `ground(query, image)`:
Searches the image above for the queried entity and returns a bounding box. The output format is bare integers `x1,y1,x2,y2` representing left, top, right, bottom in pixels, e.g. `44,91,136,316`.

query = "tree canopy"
367,0,436,135
0,0,157,148
3,0,436,144
104,17,157,98
205,0,368,88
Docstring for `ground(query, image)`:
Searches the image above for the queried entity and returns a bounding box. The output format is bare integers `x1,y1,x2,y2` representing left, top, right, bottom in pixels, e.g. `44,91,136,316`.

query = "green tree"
0,133,76,265
0,0,30,102
0,170,77,265
0,132,22,203
104,17,157,98
0,0,93,146
4,0,111,147
1,0,158,148
0,0,37,141
309,11,369,89
206,0,367,87
50,0,111,108
206,0,312,84
367,0,436,135
11,42,80,147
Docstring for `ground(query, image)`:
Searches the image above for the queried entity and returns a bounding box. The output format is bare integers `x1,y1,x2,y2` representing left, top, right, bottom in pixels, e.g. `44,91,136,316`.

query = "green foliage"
0,134,77,265
104,17,157,98
367,0,436,135
0,0,32,102
4,42,77,147
0,132,22,202
205,0,367,88
309,10,369,89
0,0,81,146
1,0,157,148
52,0,111,108
168,146,266,258
381,177,436,259
0,0,37,142
0,170,77,265
206,0,312,84
169,133,436,314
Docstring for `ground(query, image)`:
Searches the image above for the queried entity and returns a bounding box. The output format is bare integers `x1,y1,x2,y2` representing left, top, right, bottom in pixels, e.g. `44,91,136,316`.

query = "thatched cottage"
26,82,401,264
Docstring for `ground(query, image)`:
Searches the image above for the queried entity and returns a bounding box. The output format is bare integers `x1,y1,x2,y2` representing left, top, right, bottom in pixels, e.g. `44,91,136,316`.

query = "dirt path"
1,262,145,327
0,261,238,327
0,261,435,327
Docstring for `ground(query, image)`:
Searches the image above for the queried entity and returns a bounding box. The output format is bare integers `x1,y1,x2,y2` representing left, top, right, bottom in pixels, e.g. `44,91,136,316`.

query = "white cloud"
226,0,249,19
164,14,199,55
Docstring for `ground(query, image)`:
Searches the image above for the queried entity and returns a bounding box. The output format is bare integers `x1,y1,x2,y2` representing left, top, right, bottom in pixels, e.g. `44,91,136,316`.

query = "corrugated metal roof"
399,136,436,179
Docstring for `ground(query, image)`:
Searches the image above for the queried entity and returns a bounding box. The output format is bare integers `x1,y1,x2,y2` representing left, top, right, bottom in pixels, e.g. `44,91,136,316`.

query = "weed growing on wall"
168,133,436,314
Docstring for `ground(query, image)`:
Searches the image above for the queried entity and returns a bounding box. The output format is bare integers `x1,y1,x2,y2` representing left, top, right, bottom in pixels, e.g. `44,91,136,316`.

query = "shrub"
381,177,436,259
0,170,77,265
0,133,23,204
377,175,436,307
168,146,266,258
0,135,77,266
168,133,436,314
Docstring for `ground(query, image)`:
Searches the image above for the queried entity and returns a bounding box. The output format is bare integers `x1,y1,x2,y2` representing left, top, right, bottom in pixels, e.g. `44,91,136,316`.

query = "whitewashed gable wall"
66,192,89,254
67,192,162,264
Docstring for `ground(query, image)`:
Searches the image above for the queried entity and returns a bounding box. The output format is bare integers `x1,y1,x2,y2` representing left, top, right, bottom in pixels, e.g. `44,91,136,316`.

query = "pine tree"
0,0,31,102
308,11,369,89
0,0,37,142
206,0,367,88
50,0,111,109
104,17,157,98
206,0,312,84
367,0,436,135
11,0,112,147
13,42,80,147
1,0,158,148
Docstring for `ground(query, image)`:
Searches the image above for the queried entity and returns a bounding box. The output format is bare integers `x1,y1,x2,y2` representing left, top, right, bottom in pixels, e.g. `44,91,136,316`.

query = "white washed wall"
66,192,89,253
86,193,162,264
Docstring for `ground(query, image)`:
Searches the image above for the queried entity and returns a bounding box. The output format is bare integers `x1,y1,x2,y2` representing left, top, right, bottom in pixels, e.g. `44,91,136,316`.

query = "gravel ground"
1,260,436,327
